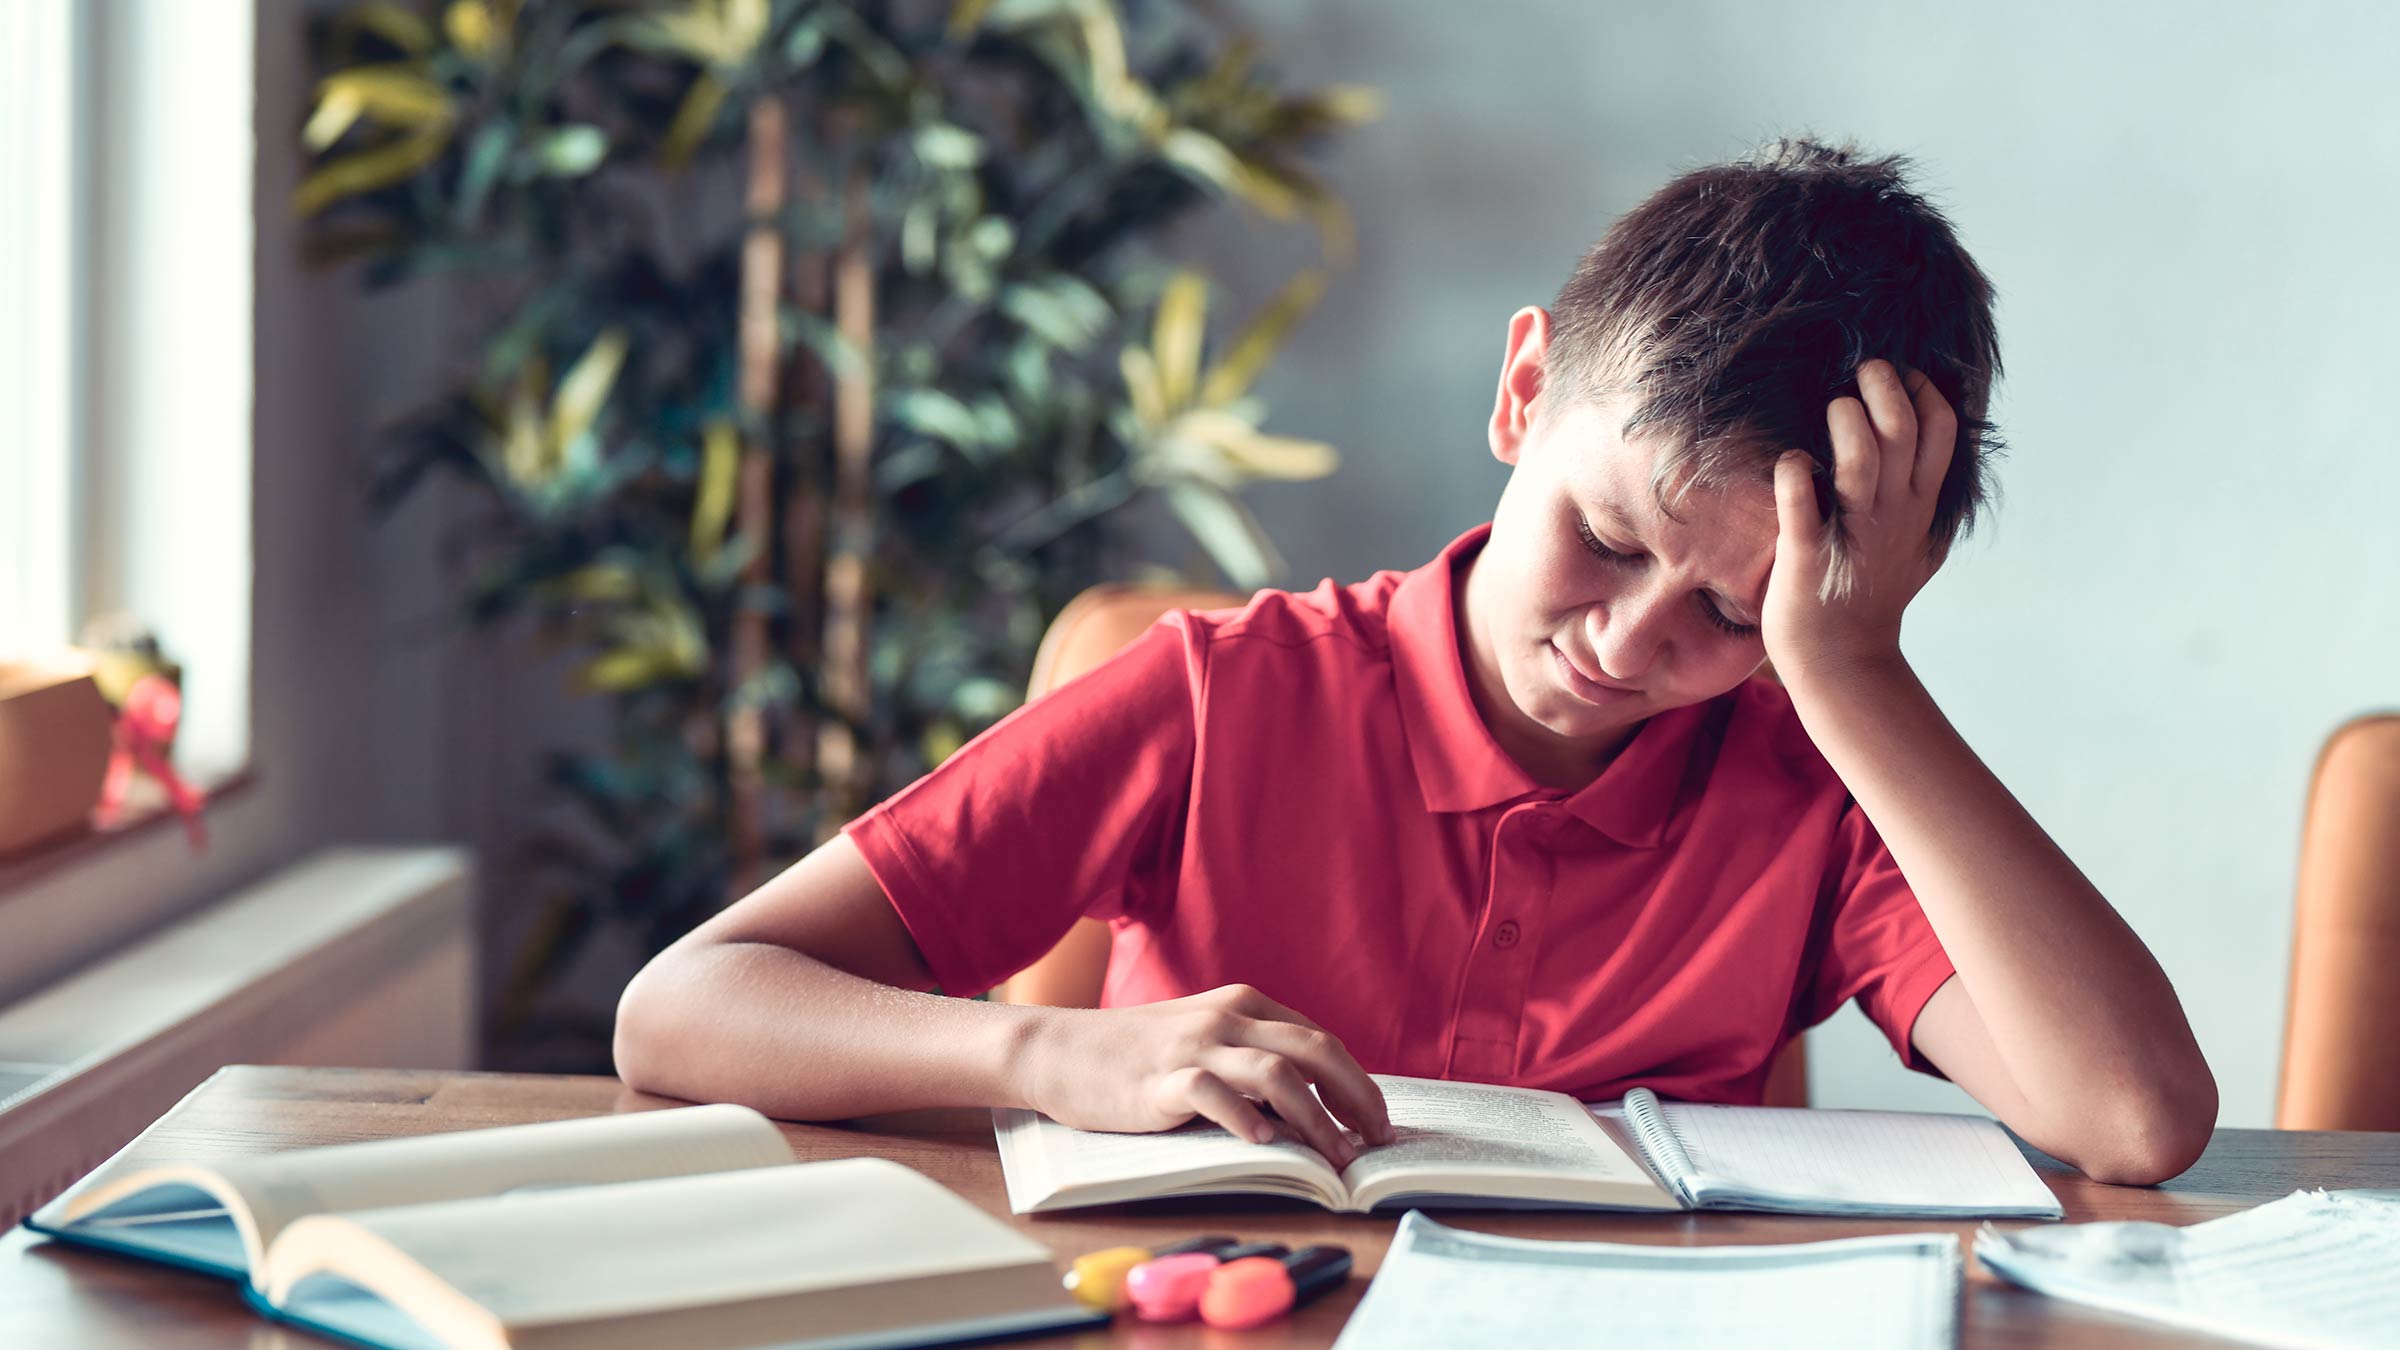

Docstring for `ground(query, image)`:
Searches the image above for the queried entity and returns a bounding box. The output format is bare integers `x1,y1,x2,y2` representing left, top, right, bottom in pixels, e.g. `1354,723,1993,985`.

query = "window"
0,0,252,789
0,2,88,661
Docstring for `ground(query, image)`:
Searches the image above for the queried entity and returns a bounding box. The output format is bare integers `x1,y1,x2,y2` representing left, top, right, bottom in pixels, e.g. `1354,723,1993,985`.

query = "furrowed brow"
1589,499,1763,622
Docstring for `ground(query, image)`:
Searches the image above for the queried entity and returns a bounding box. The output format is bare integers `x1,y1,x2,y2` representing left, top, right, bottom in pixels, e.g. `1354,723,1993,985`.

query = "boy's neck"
1454,552,1641,792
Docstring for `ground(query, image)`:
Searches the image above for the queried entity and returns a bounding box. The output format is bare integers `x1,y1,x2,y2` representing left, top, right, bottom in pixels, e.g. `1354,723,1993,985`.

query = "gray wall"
1188,0,2400,1124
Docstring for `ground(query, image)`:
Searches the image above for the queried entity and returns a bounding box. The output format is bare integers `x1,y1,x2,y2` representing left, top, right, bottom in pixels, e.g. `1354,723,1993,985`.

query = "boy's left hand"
1763,358,1956,678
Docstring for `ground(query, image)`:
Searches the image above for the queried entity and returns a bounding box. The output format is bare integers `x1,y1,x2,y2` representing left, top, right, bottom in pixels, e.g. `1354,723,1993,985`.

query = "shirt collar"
1387,524,1707,849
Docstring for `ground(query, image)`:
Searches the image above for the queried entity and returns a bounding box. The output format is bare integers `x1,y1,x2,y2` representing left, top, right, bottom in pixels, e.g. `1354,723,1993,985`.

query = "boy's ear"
1489,306,1552,467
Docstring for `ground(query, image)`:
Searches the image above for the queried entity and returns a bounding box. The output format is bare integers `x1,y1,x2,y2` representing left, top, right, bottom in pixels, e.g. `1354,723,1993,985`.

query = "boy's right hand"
1014,983,1394,1167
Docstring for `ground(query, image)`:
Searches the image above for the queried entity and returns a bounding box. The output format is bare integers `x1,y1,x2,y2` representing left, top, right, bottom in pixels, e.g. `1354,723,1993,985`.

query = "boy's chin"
1517,683,1642,738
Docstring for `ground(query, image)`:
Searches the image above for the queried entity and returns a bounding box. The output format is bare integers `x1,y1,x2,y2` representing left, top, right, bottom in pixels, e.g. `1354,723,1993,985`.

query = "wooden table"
4,1066,2394,1348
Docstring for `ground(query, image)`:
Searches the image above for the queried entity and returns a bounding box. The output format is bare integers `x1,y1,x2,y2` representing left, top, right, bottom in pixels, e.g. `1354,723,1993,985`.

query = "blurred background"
1,0,2393,1171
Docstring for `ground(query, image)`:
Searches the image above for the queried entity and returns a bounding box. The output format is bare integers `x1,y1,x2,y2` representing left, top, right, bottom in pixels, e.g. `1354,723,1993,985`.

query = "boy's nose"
1586,602,1664,683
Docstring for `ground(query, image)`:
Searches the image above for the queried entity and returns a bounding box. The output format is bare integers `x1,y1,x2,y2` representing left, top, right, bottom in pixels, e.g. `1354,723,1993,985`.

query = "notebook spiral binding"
1622,1087,1702,1207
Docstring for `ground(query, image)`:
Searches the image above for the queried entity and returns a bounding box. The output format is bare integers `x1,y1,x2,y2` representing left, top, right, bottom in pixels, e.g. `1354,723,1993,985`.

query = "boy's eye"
1573,513,1635,563
1578,513,1760,641
1700,600,1760,640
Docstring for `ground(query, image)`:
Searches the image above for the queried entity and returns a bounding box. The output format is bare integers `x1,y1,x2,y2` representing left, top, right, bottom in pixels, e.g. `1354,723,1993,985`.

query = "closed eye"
1576,513,1760,640
1574,513,1636,563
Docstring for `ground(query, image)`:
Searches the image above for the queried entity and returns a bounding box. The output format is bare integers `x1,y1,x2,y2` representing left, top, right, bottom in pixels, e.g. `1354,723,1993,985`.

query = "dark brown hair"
1544,137,2002,596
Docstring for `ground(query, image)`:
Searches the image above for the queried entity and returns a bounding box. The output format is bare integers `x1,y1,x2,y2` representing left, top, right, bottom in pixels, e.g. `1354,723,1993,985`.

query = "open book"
997,1075,2063,1219
26,1104,1104,1350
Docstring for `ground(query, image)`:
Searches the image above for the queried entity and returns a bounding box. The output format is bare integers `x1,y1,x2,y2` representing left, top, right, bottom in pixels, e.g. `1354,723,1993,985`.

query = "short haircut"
1543,137,2002,597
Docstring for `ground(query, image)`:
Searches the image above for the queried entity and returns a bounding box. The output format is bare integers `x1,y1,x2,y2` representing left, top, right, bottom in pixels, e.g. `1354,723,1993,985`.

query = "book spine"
1621,1088,1701,1207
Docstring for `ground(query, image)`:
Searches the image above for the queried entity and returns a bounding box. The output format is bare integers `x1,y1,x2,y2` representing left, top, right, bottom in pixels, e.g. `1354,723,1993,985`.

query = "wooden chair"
991,584,1811,1107
2276,713,2400,1130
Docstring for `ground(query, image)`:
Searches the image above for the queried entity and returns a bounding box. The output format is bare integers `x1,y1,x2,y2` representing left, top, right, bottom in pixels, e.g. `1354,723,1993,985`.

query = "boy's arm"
1764,361,2216,1186
611,833,1390,1165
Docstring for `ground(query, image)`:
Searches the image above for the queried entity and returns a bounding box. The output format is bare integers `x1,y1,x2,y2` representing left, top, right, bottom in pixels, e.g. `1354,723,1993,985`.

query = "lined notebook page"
1663,1102,2060,1214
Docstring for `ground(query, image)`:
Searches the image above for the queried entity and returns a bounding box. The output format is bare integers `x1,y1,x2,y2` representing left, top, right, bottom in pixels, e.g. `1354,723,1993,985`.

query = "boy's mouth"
1549,642,1639,702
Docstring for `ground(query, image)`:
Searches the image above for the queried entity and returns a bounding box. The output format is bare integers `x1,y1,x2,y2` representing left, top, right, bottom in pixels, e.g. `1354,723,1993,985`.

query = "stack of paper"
1977,1189,2400,1349
1333,1211,1960,1349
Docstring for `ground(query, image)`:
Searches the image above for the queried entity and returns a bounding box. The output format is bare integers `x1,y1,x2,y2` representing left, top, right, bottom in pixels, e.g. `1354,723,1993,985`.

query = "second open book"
997,1075,2064,1218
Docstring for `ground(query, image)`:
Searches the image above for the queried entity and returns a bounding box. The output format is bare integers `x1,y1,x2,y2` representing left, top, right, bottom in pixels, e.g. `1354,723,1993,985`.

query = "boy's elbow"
2074,1070,2217,1187
611,953,684,1097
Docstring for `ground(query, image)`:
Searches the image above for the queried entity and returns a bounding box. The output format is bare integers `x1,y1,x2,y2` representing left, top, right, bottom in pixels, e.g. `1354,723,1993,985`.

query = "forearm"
1782,654,2215,1158
613,938,1049,1120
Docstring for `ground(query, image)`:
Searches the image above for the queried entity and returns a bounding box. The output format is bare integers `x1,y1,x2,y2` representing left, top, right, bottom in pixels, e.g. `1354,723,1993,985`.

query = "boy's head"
1462,138,2003,777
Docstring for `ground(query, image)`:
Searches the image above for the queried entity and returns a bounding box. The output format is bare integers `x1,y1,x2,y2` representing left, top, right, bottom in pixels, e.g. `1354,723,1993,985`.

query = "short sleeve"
842,614,1200,997
1800,799,1957,1075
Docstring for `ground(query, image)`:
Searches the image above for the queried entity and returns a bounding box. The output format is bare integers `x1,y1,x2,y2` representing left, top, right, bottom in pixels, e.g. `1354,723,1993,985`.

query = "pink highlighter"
1200,1245,1355,1329
1126,1242,1287,1322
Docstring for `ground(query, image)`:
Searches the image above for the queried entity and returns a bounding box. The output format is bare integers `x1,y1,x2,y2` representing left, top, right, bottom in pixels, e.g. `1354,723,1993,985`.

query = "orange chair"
992,584,1810,1107
2276,713,2400,1130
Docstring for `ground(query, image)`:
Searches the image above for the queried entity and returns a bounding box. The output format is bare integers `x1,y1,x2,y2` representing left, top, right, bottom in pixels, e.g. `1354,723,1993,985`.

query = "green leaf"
1151,271,1208,412
311,65,454,130
784,14,828,66
1159,480,1278,591
291,125,450,216
302,86,368,152
455,121,513,225
549,329,630,458
536,125,609,177
658,71,727,170
688,420,740,564
1198,268,1325,407
949,677,1019,721
913,123,985,169
885,388,985,448
789,311,869,381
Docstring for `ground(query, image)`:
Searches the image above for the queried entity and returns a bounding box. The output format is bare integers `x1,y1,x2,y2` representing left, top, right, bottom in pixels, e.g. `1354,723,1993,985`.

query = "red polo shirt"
845,525,1955,1104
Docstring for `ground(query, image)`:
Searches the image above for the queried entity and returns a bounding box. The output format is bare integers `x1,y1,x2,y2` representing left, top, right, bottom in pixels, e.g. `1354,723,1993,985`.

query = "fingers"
1826,393,1878,512
1239,1018,1394,1147
1171,1067,1277,1146
1854,359,1920,510
1203,1046,1360,1166
1903,366,1959,504
1772,451,1823,552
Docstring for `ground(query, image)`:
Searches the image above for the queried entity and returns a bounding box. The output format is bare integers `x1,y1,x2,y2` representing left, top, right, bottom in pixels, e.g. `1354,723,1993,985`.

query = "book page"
266,1158,1057,1330
1334,1211,1960,1349
1660,1100,2059,1215
1978,1189,2400,1346
1343,1077,1671,1210
994,1108,1340,1212
206,1104,791,1255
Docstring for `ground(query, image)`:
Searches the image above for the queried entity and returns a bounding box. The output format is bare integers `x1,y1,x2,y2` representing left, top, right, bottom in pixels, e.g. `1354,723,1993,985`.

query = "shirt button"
1493,920,1521,950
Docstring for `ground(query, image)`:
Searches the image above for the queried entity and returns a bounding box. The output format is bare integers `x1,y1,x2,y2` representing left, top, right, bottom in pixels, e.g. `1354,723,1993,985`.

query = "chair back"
2278,713,2400,1130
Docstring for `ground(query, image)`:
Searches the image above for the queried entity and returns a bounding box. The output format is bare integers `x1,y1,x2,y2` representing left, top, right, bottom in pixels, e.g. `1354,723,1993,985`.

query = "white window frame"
1,0,252,781
1,1,92,658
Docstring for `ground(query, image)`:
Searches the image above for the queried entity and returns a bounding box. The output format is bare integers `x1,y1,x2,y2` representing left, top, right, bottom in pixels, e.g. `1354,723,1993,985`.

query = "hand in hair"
1760,357,1956,679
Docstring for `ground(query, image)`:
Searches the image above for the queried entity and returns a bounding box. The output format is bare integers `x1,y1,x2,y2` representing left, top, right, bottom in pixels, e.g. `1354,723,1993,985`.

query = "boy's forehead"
1547,402,1778,600
1550,401,1776,528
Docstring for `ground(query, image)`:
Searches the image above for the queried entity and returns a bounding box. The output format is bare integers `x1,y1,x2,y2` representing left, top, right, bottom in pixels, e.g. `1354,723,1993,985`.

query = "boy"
614,138,2217,1185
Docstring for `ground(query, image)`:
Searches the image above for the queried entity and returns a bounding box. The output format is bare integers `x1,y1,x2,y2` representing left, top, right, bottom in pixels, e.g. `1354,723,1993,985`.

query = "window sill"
0,766,254,898
0,844,476,1226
